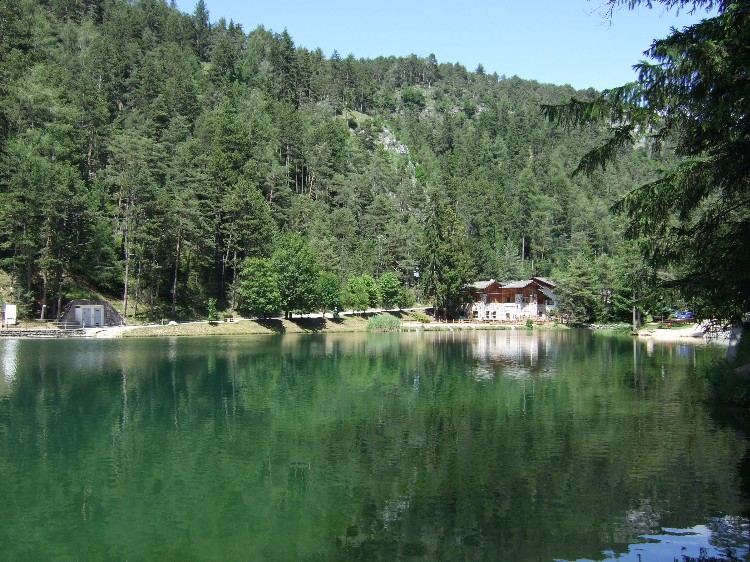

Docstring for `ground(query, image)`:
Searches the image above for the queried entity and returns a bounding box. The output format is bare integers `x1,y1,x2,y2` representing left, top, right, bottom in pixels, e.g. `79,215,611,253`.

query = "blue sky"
174,0,713,91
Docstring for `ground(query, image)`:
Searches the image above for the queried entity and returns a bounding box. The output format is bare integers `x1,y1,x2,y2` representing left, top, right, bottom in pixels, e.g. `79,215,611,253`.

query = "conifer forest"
0,0,736,323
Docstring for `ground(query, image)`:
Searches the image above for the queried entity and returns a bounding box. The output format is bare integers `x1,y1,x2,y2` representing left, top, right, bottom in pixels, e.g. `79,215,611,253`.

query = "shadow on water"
711,407,750,518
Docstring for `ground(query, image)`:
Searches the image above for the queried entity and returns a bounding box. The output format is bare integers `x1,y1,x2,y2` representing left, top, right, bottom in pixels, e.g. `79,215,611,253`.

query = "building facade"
469,277,557,321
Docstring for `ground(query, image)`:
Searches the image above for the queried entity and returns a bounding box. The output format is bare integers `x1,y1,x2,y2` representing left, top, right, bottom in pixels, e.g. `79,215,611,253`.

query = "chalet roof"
471,279,497,290
532,276,556,288
539,286,556,300
501,280,533,289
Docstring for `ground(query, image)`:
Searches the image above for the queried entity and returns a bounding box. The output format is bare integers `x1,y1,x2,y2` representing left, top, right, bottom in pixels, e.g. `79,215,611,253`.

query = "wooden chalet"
469,277,557,321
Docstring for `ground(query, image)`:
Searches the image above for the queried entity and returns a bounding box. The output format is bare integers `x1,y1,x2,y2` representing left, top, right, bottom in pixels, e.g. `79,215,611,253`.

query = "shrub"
401,86,425,110
525,318,534,330
397,287,416,309
411,311,431,323
366,314,401,333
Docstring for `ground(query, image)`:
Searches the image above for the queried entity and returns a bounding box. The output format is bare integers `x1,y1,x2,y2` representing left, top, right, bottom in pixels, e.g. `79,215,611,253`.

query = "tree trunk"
221,231,231,298
87,129,97,181
172,224,182,316
40,271,47,320
56,271,63,320
133,257,141,319
122,211,130,319
231,250,238,313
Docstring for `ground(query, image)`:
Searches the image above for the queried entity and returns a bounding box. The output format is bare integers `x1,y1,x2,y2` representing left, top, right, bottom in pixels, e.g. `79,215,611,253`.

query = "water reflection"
469,329,557,380
1,338,18,383
0,332,746,561
570,516,750,561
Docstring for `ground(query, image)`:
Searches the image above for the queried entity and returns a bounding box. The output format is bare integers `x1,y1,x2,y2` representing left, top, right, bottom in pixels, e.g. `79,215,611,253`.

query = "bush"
397,287,416,309
401,86,426,110
525,318,534,330
411,311,431,323
366,314,401,333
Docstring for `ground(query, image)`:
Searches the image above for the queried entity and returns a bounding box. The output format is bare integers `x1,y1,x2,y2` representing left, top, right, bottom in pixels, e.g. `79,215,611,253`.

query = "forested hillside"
0,0,664,321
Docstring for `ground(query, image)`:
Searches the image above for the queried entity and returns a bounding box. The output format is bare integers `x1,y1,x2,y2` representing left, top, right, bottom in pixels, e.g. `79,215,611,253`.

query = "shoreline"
634,323,729,344
0,317,725,344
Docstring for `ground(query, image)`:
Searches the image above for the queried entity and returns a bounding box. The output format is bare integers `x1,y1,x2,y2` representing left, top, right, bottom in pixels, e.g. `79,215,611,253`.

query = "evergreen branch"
574,125,636,176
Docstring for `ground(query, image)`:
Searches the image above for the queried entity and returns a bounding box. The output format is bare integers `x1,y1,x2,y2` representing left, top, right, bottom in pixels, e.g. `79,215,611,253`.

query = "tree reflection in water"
0,332,746,560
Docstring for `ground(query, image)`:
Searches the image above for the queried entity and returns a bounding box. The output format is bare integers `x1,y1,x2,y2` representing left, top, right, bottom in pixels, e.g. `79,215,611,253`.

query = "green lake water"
0,330,748,561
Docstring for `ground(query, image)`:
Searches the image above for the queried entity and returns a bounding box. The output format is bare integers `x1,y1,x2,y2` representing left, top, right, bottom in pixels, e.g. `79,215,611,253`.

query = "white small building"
74,304,105,327
59,300,124,327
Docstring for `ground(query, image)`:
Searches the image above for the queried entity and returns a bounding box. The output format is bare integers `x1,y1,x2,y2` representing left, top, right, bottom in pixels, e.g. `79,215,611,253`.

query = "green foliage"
410,310,431,323
237,258,281,318
396,286,416,309
377,272,402,309
525,318,534,330
207,297,218,322
544,1,750,321
421,190,475,319
400,86,425,110
366,313,401,332
316,270,340,314
271,234,319,317
0,0,676,321
342,274,378,312
556,254,599,323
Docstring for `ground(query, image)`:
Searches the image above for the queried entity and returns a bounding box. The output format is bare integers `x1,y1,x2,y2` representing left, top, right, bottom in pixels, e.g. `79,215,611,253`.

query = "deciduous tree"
271,233,319,317
316,270,341,315
377,271,402,309
237,257,281,318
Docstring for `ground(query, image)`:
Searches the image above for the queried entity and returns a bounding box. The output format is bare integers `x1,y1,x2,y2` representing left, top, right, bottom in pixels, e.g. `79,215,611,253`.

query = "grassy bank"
122,315,372,337
119,313,570,338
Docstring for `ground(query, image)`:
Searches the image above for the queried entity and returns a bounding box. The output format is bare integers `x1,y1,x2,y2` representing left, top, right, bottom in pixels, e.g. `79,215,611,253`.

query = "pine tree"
544,0,750,320
420,190,475,319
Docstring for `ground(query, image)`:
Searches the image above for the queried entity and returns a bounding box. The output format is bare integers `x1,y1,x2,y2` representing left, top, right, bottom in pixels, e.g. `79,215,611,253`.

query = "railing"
48,320,84,330
432,318,548,325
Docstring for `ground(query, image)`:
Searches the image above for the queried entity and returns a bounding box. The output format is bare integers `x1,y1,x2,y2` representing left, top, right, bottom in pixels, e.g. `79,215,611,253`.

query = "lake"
0,330,747,560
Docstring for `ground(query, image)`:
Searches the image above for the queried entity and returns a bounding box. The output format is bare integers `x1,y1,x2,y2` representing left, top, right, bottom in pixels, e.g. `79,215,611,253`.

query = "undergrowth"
366,314,401,333
410,311,431,323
